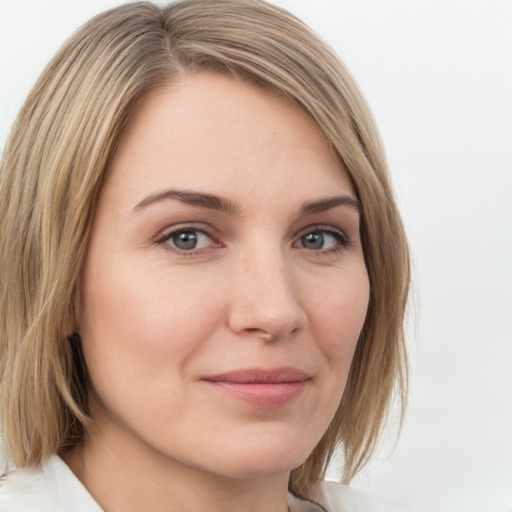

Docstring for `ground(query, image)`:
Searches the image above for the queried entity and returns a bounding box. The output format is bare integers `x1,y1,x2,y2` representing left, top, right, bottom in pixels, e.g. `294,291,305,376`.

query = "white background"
1,1,511,511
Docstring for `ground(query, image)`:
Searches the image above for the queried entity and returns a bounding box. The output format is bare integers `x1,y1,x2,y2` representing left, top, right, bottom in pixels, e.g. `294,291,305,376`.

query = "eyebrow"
134,189,242,215
299,195,361,215
134,189,360,216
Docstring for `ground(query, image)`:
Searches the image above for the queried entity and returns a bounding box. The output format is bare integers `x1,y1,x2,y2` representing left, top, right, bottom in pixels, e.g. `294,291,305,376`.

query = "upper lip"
202,367,310,384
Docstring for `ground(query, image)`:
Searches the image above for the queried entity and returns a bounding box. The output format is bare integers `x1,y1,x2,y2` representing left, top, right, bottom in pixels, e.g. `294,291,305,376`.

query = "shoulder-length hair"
0,0,409,500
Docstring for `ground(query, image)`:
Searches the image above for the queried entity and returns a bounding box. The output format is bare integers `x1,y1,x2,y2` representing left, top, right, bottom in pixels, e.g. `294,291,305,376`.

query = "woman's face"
80,72,369,481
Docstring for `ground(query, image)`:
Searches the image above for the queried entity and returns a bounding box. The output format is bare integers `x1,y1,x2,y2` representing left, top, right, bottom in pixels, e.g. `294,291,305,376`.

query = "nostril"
227,280,307,340
243,327,276,341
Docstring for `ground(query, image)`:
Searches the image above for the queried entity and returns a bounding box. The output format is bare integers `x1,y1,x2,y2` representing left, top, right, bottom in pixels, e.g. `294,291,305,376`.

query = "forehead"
102,71,354,209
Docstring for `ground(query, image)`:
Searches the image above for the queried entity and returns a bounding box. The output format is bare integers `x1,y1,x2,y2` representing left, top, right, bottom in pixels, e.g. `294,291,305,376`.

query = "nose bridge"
228,237,305,339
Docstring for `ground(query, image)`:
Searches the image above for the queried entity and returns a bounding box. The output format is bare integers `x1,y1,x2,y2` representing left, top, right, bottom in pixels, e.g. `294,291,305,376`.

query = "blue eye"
297,228,349,252
162,229,214,252
301,232,327,250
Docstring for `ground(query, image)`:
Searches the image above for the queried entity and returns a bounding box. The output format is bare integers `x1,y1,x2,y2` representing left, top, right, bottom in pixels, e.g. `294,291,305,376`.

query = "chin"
193,432,315,480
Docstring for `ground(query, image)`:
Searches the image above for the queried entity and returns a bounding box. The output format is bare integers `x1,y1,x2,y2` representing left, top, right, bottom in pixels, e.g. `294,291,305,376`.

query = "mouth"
201,367,311,408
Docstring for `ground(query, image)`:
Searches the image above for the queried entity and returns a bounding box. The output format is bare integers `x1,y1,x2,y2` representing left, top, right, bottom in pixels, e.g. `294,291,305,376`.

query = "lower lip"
205,381,308,408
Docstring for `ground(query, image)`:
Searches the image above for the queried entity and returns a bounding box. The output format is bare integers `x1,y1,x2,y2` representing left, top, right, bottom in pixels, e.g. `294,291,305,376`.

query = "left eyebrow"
299,195,361,215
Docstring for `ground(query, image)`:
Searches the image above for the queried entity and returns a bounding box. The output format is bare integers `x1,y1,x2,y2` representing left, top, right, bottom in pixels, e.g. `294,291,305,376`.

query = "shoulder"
315,481,416,512
0,455,102,512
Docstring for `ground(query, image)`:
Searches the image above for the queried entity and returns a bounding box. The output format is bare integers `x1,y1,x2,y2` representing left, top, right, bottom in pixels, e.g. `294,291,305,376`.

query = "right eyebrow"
133,189,242,216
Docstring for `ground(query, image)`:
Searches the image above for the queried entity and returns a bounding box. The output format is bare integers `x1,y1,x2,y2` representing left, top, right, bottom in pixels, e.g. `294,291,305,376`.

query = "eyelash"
294,225,352,255
155,224,352,256
155,225,219,256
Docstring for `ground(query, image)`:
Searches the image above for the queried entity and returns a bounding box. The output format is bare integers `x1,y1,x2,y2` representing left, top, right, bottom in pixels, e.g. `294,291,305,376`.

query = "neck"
61,419,290,512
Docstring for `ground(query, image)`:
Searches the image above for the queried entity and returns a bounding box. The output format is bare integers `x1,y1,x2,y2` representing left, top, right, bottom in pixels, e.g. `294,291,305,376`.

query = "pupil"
173,231,197,250
303,232,324,249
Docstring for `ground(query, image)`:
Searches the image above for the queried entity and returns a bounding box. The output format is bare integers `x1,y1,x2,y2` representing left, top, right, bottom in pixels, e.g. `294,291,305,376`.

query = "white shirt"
0,455,414,511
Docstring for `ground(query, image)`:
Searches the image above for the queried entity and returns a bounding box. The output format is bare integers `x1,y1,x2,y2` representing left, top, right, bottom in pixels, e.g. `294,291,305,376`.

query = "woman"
0,1,410,511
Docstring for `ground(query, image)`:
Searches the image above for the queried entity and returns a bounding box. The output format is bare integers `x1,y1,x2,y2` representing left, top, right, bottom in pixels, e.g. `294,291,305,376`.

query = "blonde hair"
0,0,409,499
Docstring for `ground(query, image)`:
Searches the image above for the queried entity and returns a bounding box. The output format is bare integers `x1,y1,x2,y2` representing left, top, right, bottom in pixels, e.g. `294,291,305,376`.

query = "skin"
64,72,370,512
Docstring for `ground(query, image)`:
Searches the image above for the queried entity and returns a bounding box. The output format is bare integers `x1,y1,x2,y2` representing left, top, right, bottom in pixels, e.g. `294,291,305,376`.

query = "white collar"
0,455,324,512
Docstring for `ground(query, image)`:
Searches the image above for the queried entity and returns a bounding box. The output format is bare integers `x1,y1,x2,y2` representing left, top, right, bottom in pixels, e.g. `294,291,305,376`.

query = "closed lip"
201,367,311,408
202,367,311,384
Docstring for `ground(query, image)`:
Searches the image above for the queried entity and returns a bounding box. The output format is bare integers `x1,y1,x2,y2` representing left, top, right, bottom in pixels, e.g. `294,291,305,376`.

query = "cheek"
79,257,223,391
309,266,370,362
78,262,229,438
290,267,369,451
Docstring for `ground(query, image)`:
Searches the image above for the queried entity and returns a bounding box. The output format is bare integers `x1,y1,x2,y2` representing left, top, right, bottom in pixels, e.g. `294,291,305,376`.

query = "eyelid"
155,224,221,255
296,224,350,239
293,224,352,251
154,223,352,257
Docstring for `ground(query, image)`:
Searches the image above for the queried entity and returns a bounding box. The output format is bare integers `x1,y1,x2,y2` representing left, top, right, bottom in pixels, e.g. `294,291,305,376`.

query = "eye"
295,227,350,252
159,228,216,252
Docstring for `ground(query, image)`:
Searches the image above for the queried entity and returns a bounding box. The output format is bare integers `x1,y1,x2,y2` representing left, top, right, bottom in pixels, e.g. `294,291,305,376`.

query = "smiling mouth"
202,367,310,408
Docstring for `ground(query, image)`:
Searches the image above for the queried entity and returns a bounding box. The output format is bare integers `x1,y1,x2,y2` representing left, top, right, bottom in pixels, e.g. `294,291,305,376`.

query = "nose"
227,246,307,341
